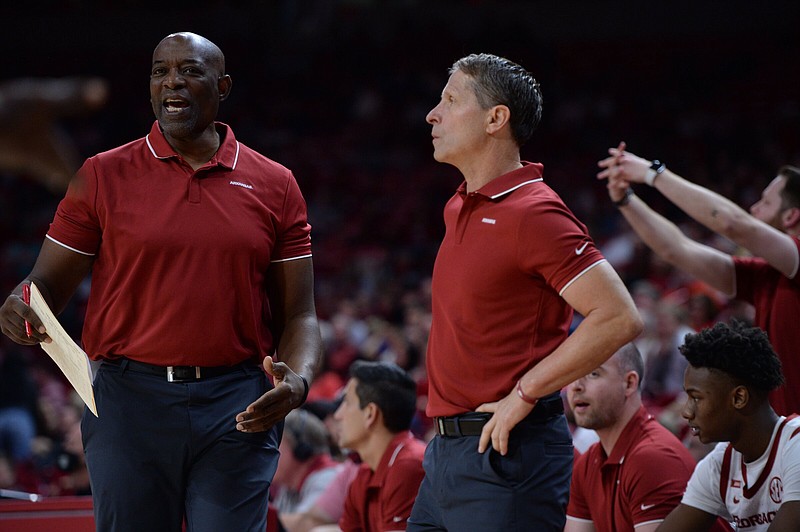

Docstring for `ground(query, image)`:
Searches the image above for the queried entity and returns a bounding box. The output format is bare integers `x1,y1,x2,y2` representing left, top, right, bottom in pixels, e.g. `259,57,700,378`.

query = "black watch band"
613,187,634,207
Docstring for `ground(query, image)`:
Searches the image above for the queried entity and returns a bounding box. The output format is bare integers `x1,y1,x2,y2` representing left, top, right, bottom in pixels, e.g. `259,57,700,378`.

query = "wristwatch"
613,187,634,207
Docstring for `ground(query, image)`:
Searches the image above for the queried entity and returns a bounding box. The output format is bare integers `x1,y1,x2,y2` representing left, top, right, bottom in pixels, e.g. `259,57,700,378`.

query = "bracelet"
644,159,666,187
613,187,634,207
299,375,310,405
516,379,538,406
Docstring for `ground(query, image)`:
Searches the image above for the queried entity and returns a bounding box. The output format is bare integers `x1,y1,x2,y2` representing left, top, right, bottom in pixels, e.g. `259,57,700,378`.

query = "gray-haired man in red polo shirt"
407,53,642,531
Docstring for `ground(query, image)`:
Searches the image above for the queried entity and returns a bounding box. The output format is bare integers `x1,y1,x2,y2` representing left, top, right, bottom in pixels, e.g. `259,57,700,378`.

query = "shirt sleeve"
516,195,605,295
271,171,312,262
624,444,693,526
47,158,102,255
782,420,800,502
681,443,731,518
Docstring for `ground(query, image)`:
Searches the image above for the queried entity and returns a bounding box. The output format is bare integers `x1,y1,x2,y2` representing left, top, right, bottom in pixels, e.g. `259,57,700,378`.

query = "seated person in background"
658,321,800,531
272,409,340,526
565,343,697,532
279,458,361,532
316,360,426,532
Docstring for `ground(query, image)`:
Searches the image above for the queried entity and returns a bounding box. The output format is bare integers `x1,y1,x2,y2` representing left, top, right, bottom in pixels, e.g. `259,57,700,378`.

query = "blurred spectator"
333,360,425,532
640,302,694,411
272,409,341,527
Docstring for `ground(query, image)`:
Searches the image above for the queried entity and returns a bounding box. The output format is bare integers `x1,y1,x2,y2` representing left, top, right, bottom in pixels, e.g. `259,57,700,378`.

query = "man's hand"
235,356,306,433
597,141,657,199
475,390,535,455
0,288,51,345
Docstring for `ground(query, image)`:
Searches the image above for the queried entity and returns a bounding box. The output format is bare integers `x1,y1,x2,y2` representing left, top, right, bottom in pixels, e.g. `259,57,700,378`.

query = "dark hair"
350,360,417,433
283,408,331,460
450,53,542,146
615,343,645,389
679,320,784,392
778,165,800,210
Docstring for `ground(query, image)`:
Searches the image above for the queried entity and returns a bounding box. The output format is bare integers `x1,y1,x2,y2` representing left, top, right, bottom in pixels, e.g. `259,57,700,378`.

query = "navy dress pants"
408,414,573,531
81,360,280,532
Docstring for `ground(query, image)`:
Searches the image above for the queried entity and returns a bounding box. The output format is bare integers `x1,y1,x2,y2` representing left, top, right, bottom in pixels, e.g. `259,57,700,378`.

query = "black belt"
105,357,251,383
435,393,564,437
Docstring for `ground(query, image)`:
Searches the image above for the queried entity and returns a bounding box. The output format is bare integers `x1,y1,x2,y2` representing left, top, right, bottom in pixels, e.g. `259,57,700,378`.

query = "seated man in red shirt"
327,360,426,532
565,343,697,532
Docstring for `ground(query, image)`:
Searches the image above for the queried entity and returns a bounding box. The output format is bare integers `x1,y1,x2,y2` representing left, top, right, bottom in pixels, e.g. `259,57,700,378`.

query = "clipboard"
28,282,98,417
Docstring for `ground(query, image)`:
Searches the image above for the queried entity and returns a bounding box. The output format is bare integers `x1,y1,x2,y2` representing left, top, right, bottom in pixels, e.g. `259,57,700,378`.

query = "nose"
163,68,186,89
681,398,694,421
426,104,440,125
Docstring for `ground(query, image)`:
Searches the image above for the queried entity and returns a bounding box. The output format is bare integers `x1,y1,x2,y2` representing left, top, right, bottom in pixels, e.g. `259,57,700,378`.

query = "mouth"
688,425,700,437
571,400,589,414
163,98,190,114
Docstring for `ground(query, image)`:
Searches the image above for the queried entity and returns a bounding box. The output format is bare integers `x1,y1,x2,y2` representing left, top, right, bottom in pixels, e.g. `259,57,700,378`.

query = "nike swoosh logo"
392,517,404,523
575,242,589,255
640,503,656,511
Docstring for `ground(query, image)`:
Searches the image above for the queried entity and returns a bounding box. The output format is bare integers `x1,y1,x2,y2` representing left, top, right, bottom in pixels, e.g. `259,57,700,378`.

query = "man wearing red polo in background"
566,343,697,532
407,53,642,531
332,360,425,532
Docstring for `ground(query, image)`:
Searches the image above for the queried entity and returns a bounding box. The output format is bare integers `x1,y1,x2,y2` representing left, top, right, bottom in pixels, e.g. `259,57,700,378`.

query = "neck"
165,124,221,170
732,407,780,462
459,144,523,193
596,397,642,457
357,429,399,471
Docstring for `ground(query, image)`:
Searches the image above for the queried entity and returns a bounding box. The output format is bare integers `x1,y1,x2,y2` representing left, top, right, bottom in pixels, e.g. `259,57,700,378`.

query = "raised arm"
0,237,94,345
608,188,736,295
477,261,642,454
600,144,798,279
235,257,323,432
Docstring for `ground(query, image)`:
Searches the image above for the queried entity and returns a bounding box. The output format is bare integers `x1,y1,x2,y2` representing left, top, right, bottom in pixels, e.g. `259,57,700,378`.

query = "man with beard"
599,143,800,416
565,343,696,532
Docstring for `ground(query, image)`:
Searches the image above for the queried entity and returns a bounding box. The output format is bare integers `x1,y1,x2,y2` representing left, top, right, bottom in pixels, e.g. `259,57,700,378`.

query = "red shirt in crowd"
567,406,695,531
339,432,425,532
734,236,800,415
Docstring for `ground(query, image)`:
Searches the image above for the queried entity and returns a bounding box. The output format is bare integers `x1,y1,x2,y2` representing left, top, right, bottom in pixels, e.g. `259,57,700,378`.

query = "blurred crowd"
1,1,799,501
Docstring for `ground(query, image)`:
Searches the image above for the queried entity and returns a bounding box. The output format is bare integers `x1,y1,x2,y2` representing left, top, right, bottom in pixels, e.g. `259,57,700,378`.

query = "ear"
363,402,379,429
218,74,233,102
623,370,640,397
731,385,749,410
485,104,511,135
781,206,800,231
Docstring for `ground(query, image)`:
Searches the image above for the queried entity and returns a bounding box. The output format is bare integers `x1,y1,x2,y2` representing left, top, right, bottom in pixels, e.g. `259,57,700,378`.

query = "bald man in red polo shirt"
0,32,322,532
407,53,642,531
565,343,696,532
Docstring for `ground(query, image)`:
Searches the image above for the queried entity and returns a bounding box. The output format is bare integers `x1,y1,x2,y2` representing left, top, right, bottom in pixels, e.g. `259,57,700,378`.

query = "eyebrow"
152,58,206,66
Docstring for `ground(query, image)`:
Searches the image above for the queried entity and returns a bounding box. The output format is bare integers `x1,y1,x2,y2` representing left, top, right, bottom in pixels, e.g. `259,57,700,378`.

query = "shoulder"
90,136,148,163
233,142,294,178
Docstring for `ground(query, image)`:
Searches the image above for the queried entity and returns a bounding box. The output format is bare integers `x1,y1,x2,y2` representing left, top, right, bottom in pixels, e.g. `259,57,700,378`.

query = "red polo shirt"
734,236,800,415
46,121,312,366
426,163,606,416
567,406,695,531
339,432,425,532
